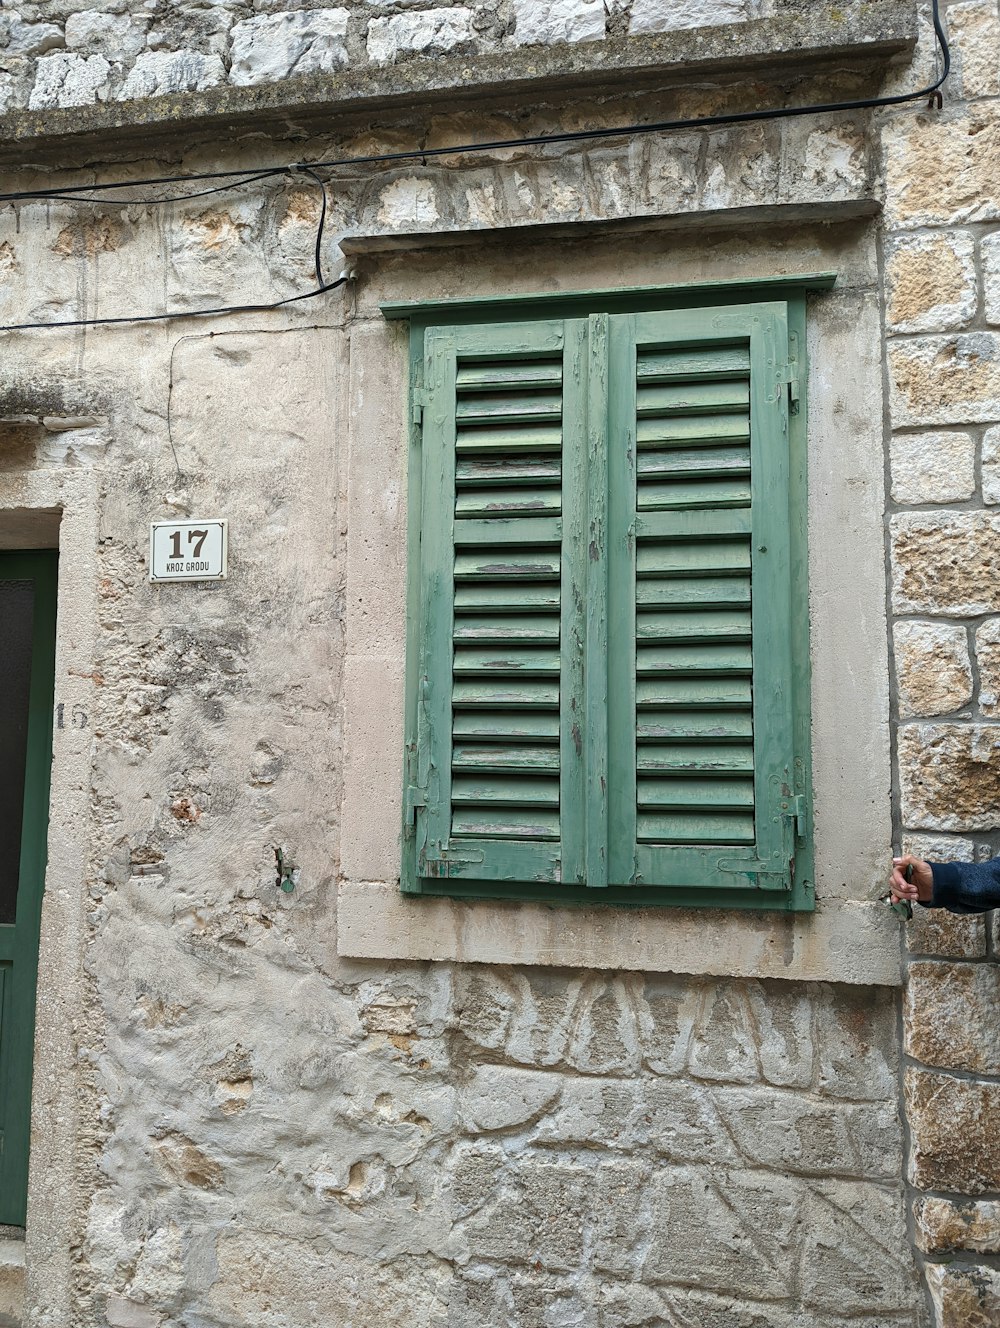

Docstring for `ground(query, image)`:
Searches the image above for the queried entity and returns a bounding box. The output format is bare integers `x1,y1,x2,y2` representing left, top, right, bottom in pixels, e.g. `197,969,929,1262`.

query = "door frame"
0,551,57,1227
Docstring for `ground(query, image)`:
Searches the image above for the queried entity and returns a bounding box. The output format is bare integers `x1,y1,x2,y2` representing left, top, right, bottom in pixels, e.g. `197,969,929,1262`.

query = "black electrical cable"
16,167,289,209
0,277,346,332
0,2,951,331
0,0,950,209
296,165,328,287
0,167,343,331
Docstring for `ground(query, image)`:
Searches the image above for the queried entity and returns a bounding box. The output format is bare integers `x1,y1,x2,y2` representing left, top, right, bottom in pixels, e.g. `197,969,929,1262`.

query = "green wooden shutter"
407,318,592,890
607,303,805,895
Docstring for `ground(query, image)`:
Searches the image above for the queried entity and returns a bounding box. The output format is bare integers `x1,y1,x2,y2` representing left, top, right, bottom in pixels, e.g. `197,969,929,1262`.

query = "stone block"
741,980,816,1090
906,1067,1000,1192
600,1282,914,1328
984,234,1000,326
911,893,987,961
0,16,64,56
119,50,224,100
905,960,1000,1073
105,1294,163,1328
229,10,349,87
926,1262,1000,1328
208,1235,455,1326
892,513,1000,615
893,621,972,718
885,232,977,334
884,103,1000,227
948,2,1000,99
457,1156,590,1270
915,1195,1000,1254
712,1085,900,1179
592,1160,652,1275
642,1078,740,1167
0,1240,24,1323
684,980,761,1084
459,1065,561,1133
535,1076,642,1148
899,723,1000,831
901,838,985,969
28,51,110,109
630,0,748,34
813,984,898,1102
975,617,1000,715
890,431,976,504
367,9,474,64
65,11,146,60
802,1180,919,1315
890,334,1000,428
511,0,606,46
643,1166,801,1298
982,425,1000,504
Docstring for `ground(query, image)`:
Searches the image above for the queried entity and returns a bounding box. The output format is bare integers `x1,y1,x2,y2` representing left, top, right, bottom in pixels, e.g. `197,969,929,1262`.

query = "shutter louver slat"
634,345,755,848
450,351,564,850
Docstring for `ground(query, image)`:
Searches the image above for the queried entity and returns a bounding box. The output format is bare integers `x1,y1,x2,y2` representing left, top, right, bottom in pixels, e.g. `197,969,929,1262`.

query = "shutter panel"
412,320,588,887
608,304,800,893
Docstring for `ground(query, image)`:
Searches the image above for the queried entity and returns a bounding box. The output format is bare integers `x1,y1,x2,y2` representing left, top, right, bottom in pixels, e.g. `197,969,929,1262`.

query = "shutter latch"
422,842,486,876
716,856,791,890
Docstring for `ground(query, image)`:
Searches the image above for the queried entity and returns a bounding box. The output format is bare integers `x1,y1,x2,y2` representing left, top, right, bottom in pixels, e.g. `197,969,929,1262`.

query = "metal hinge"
783,333,801,415
404,784,427,829
783,794,808,840
412,389,427,428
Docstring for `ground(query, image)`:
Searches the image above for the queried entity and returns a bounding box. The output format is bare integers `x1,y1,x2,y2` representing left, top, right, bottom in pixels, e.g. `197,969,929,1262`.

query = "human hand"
889,855,933,904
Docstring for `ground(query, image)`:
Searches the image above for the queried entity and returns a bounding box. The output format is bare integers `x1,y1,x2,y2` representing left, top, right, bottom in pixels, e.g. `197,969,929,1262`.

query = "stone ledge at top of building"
0,3,917,165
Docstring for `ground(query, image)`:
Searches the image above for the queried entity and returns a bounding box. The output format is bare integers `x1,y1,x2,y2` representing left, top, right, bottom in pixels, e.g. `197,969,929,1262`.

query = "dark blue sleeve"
928,858,1000,913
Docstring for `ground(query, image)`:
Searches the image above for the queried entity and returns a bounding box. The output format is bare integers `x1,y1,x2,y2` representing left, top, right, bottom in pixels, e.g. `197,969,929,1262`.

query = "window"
396,287,815,911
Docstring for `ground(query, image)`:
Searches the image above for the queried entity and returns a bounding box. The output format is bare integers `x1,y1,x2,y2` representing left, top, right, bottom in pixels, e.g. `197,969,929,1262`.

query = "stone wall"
1,1,997,1326
884,3,1000,1322
0,0,880,114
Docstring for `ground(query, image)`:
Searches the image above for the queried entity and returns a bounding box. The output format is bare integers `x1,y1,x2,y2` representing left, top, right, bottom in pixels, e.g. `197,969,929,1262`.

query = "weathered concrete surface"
340,883,903,984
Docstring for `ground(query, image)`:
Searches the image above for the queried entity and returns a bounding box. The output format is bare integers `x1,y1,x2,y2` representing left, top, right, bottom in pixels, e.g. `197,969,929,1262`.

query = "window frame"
387,277,832,912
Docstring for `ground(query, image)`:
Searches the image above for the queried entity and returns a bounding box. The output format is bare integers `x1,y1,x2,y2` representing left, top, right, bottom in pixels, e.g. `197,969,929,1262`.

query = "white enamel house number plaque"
150,519,228,583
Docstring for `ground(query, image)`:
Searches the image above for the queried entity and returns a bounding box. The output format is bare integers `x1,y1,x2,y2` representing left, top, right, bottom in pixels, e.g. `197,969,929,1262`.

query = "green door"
0,551,57,1227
